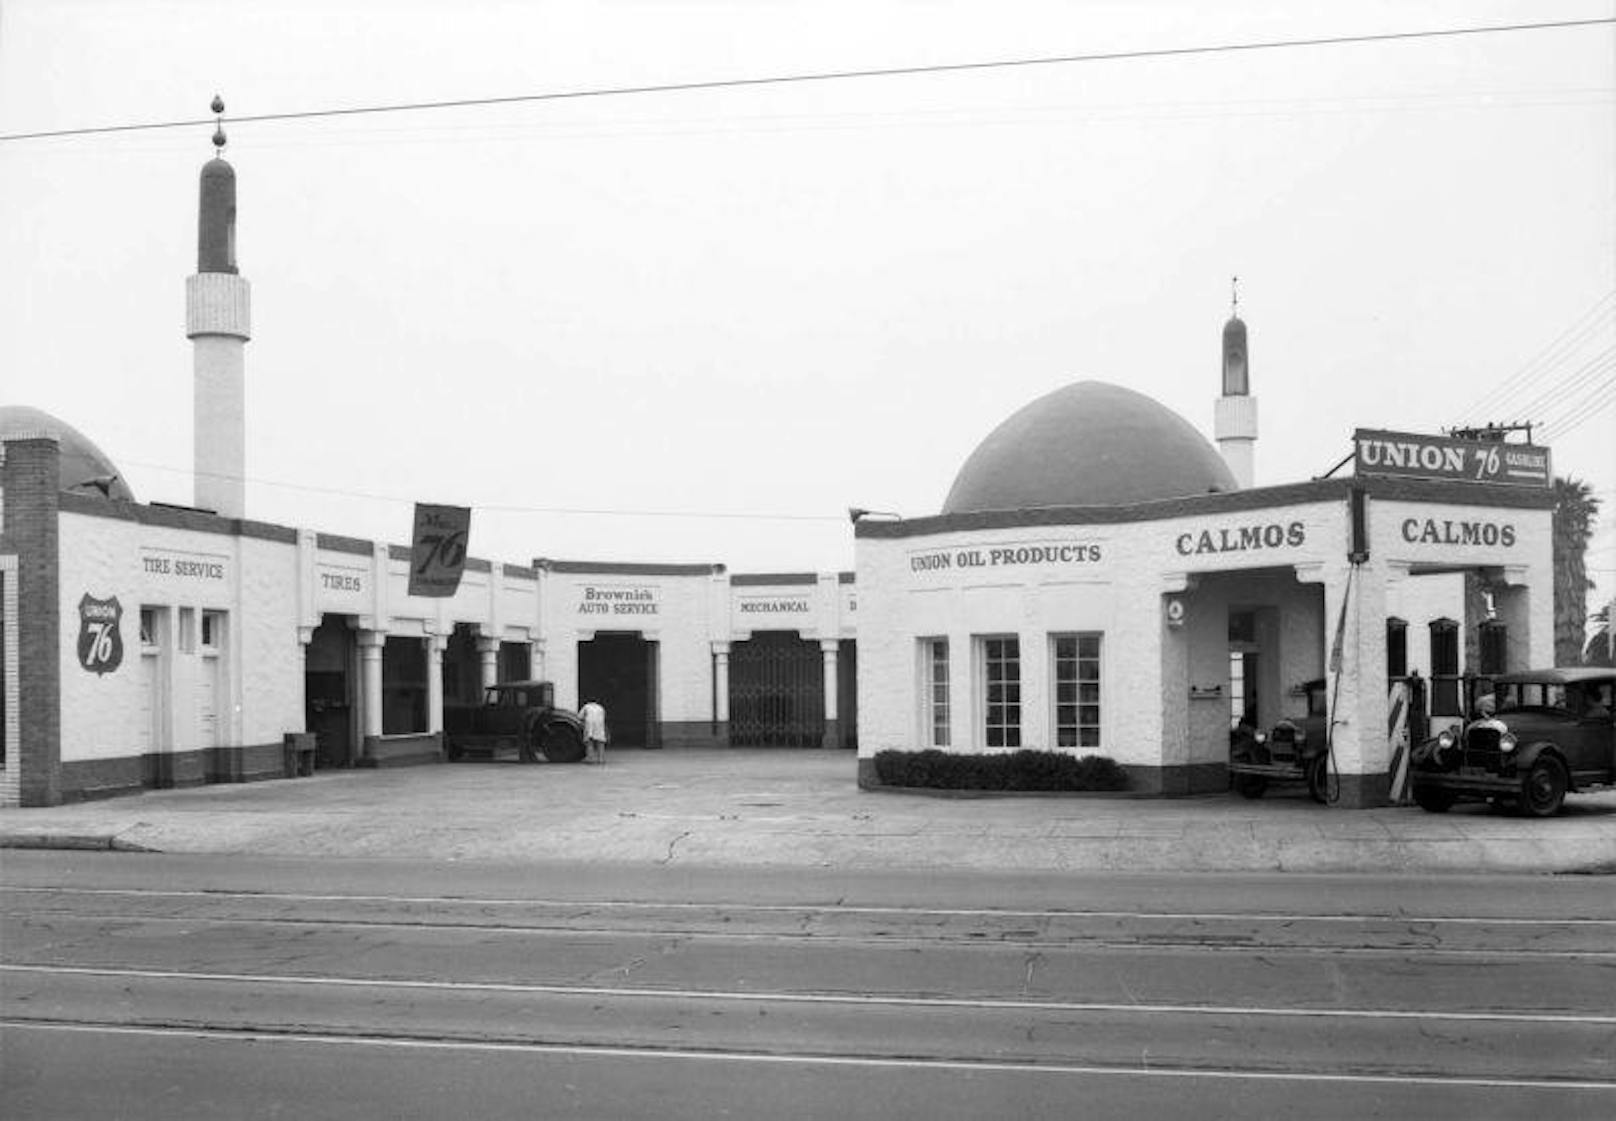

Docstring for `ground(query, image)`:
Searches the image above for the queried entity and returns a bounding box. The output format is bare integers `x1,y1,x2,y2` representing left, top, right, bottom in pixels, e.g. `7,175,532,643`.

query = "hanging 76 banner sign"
77,593,125,675
408,503,472,597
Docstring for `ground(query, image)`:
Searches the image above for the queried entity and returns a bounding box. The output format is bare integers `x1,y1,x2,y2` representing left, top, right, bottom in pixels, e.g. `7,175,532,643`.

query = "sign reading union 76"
1353,429,1551,489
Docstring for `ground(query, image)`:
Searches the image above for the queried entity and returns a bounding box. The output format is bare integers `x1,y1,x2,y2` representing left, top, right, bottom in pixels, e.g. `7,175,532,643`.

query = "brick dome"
0,405,136,501
942,380,1236,514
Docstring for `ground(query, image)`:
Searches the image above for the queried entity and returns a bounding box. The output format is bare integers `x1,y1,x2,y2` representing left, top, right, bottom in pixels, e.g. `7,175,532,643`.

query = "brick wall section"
2,437,63,805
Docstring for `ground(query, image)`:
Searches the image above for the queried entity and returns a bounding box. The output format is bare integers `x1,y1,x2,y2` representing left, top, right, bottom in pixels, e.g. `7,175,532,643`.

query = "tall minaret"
187,96,250,518
1214,277,1257,488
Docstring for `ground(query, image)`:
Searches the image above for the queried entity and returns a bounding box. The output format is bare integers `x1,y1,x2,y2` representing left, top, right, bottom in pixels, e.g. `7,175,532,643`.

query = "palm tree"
1584,602,1614,667
1552,476,1601,665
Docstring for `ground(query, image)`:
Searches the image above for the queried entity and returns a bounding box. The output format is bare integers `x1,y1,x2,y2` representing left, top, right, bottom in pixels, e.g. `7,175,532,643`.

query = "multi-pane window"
981,636,1021,748
1228,651,1247,730
922,639,950,747
1054,634,1102,748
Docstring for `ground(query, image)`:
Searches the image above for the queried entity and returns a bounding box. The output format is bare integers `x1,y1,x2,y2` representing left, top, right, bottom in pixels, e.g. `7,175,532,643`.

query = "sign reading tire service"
1354,429,1550,488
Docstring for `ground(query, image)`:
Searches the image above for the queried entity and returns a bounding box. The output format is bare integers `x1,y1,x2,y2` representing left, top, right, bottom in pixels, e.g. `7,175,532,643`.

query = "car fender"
1512,740,1565,777
542,710,584,738
1412,735,1458,773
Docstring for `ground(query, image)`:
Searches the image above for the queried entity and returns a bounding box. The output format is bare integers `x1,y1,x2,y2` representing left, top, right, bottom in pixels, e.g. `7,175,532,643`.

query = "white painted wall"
55,510,300,761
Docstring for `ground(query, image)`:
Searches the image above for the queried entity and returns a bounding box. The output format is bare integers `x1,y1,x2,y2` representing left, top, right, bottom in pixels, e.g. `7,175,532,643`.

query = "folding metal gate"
729,632,824,747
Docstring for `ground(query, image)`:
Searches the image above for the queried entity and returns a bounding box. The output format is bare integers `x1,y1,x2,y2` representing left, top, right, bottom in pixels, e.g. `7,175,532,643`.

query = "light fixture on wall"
848,507,900,524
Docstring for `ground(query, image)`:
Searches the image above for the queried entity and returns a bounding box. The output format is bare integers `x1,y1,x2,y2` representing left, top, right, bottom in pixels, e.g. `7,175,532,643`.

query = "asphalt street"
3,851,1615,1120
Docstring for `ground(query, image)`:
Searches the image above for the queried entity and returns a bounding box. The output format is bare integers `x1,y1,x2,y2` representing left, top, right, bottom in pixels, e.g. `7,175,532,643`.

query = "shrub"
873,749,1128,792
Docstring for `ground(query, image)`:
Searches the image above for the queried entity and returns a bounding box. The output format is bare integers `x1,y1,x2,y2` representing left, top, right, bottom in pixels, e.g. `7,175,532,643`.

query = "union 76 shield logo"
77,594,125,675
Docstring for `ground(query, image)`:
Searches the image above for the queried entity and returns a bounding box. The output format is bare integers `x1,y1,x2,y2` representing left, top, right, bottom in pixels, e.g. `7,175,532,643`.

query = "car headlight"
1499,732,1518,754
1254,731,1266,744
1437,731,1455,751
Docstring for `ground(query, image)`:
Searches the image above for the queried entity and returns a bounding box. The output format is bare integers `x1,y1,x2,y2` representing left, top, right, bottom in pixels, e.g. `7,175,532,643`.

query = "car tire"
1520,756,1568,818
1412,784,1457,814
1234,774,1267,799
519,715,545,764
540,722,586,764
1306,755,1329,804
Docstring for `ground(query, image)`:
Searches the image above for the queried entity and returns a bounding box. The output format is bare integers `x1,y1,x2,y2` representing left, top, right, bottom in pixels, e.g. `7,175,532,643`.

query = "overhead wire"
3,16,1611,143
107,454,851,524
1514,344,1616,427
1461,289,1616,424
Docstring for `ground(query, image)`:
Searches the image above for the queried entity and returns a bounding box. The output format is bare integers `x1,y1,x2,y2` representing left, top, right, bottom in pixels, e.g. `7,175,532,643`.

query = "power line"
3,16,1610,143
1518,345,1616,429
113,455,849,524
1463,289,1616,424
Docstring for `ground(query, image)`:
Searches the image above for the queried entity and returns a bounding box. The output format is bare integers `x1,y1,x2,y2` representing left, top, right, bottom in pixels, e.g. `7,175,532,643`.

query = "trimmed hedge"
874,749,1129,792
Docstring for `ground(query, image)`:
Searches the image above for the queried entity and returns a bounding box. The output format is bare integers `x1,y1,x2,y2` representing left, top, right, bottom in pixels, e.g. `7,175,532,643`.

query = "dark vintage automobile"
1410,667,1615,817
442,680,586,764
1229,678,1331,804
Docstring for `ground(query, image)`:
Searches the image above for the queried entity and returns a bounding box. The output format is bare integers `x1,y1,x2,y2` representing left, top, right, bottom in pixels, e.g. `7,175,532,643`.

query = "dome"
0,405,136,501
942,380,1237,514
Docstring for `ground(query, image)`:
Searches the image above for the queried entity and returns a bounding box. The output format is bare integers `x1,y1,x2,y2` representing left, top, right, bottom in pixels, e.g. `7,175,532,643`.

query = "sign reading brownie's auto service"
1354,429,1551,488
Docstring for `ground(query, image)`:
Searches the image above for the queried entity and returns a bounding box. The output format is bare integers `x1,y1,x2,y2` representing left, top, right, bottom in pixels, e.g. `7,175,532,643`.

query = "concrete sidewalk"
2,750,1613,874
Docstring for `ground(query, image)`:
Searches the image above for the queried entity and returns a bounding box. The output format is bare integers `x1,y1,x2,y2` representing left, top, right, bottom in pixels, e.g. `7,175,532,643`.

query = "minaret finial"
211,95,227,152
1230,275,1239,317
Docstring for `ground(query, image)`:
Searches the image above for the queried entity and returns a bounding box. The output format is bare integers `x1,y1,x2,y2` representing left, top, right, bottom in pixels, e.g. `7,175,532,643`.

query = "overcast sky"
2,0,1612,608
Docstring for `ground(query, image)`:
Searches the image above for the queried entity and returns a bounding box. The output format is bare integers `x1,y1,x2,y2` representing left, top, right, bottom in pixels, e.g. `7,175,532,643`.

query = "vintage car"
1409,667,1615,816
442,680,586,764
1229,678,1331,804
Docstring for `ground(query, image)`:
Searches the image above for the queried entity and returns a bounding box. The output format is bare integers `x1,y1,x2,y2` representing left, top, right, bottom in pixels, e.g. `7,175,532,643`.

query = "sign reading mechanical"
1354,429,1551,488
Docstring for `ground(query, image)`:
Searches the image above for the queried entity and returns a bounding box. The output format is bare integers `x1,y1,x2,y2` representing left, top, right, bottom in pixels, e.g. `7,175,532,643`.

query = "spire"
1214,277,1257,488
1221,275,1248,397
198,95,238,275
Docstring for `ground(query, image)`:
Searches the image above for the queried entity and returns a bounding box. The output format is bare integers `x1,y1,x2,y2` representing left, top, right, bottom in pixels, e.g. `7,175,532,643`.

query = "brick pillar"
3,436,63,806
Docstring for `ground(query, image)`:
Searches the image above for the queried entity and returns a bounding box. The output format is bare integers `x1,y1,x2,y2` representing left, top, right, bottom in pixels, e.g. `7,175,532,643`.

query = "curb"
0,833,157,853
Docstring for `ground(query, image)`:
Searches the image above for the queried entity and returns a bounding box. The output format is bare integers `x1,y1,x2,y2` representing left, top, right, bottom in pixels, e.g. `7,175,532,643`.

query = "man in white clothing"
579,699,608,765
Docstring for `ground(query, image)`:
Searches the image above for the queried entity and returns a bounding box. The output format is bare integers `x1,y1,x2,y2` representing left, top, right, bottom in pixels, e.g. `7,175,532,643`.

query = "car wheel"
540,722,586,764
1412,784,1457,813
519,716,545,764
1520,756,1568,818
1234,774,1267,799
1306,755,1330,804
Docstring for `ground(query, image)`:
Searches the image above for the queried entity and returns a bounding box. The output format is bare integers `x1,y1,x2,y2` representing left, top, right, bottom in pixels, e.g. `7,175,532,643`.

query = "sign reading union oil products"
1354,429,1551,488
909,539,1102,574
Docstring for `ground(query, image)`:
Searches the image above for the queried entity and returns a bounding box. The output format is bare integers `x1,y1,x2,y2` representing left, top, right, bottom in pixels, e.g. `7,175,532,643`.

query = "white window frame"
1051,632,1102,749
919,638,950,748
200,609,225,655
977,635,1021,749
